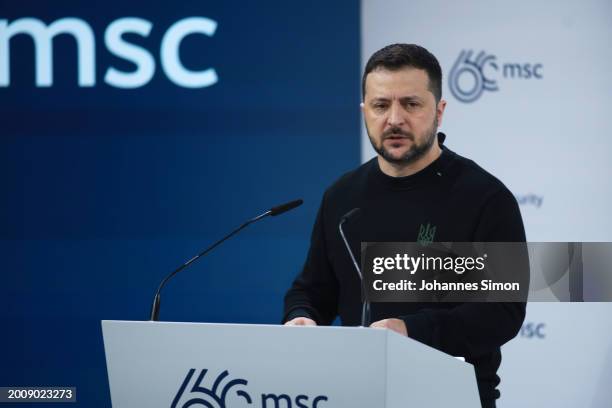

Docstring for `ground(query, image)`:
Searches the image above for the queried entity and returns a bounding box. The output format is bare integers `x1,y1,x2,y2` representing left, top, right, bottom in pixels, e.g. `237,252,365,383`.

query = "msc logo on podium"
171,369,252,407
171,368,329,408
449,50,543,103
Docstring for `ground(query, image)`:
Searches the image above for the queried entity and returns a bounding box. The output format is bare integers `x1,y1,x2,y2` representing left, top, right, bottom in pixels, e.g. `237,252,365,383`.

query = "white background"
361,0,612,406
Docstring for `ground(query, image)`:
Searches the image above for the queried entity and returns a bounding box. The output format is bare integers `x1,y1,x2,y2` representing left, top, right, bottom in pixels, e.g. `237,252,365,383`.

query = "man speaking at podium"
283,44,526,408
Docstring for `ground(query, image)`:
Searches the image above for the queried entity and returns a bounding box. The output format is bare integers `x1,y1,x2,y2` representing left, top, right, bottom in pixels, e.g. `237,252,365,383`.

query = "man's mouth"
384,133,412,141
383,128,413,140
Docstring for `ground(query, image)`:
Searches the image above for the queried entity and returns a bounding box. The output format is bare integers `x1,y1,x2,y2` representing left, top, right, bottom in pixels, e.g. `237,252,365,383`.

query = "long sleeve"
401,187,527,357
283,192,340,325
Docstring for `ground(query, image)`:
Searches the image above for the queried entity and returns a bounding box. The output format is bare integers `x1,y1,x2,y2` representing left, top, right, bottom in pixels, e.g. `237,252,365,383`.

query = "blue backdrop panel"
0,1,360,405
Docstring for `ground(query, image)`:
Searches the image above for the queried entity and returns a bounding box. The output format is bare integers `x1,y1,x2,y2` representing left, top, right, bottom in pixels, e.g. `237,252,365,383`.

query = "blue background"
0,1,360,405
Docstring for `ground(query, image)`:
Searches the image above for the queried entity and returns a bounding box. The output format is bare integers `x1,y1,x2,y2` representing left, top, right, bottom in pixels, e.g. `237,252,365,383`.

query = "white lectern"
102,320,480,407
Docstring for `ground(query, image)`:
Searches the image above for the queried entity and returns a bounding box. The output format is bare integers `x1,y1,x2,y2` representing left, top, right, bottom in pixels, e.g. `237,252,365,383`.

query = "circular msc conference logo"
449,50,499,103
171,369,252,408
449,50,543,103
171,368,329,408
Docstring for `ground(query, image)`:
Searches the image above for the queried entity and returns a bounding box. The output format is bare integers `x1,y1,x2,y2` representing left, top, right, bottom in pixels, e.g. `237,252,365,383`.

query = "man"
283,44,526,408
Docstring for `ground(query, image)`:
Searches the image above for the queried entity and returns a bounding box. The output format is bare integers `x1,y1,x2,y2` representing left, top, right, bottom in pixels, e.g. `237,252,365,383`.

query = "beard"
367,117,438,166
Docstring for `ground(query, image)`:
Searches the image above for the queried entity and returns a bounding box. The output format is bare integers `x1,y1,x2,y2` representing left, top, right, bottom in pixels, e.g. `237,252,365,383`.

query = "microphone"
340,208,361,224
149,199,303,321
338,208,370,327
569,242,583,302
270,199,303,216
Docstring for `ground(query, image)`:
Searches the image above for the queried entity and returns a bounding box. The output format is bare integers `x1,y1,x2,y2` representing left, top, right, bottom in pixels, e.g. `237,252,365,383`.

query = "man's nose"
387,102,404,127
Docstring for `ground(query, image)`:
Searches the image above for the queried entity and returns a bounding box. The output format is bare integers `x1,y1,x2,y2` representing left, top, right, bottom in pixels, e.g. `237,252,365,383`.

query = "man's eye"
373,104,387,110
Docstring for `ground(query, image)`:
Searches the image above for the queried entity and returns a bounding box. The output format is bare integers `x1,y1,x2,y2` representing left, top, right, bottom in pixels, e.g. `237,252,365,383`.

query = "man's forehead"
365,66,431,98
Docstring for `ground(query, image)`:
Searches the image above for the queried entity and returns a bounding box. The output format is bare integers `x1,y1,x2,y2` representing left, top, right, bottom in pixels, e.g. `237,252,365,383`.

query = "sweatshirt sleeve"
401,187,527,357
282,192,339,325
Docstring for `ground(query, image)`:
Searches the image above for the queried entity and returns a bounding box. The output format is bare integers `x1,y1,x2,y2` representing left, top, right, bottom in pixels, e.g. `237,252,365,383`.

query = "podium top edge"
100,320,397,335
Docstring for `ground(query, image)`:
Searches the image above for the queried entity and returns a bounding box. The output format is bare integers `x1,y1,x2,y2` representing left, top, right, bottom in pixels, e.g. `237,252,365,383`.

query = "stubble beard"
367,118,438,166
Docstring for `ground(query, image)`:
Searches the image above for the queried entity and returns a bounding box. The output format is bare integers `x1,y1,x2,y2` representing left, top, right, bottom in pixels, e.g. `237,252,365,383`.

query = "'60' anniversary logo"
171,368,329,408
449,50,543,103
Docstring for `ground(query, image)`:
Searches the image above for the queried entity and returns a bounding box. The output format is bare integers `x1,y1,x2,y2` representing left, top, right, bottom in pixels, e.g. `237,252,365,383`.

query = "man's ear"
436,99,447,126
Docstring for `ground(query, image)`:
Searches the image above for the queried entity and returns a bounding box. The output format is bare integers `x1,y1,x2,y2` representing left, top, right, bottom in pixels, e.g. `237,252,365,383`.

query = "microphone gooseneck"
338,208,370,327
149,199,303,321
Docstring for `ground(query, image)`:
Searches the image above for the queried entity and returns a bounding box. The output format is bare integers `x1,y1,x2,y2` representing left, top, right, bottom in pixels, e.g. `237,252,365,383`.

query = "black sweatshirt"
283,134,526,404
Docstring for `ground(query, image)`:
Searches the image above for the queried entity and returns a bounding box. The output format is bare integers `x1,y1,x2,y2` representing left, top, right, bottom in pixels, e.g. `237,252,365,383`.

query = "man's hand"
284,317,317,326
370,318,408,337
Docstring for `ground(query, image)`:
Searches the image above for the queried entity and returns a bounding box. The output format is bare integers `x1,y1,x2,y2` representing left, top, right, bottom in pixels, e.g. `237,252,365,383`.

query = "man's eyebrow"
399,95,424,102
369,95,424,103
370,97,390,103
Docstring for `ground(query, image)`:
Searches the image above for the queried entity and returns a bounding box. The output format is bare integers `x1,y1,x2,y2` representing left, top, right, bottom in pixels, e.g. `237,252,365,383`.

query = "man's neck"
378,143,442,177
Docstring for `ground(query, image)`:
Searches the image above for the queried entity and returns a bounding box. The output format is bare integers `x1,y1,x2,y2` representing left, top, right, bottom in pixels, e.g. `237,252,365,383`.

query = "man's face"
362,67,445,166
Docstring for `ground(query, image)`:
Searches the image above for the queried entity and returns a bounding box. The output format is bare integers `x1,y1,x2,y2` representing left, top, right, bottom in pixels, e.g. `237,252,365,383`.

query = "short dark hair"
362,44,442,102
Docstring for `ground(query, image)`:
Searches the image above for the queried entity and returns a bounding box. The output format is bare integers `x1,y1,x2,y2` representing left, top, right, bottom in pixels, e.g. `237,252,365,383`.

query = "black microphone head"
270,199,303,216
340,208,361,224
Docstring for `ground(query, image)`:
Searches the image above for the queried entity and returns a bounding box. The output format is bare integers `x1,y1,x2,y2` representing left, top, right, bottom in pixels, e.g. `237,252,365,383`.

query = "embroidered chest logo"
417,223,436,245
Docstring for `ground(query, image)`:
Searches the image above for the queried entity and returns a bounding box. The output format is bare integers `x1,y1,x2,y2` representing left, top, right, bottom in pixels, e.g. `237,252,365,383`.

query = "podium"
102,320,480,407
